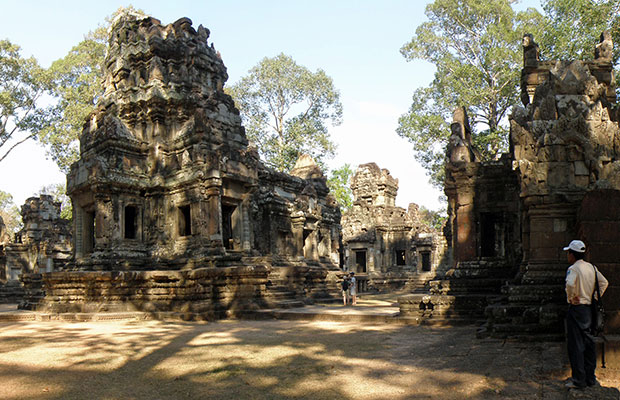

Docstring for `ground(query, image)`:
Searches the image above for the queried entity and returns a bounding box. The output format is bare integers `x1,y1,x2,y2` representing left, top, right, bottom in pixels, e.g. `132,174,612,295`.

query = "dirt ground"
0,318,618,400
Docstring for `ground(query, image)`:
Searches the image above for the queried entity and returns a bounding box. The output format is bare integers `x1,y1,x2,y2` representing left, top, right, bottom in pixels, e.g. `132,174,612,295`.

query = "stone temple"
19,14,341,316
0,196,72,302
342,163,446,292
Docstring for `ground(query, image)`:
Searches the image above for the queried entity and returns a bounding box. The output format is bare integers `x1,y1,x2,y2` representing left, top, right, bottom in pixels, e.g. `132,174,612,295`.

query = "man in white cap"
563,240,608,389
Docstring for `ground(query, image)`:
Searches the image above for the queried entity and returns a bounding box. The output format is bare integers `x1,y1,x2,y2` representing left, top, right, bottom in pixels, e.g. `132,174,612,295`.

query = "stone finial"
447,107,476,163
522,33,539,68
452,107,471,143
595,30,613,62
290,154,324,179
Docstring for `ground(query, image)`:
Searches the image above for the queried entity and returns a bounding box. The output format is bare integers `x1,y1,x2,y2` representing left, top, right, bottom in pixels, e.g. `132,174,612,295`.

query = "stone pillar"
205,177,222,246
445,163,478,263
454,187,476,262
74,206,84,258
241,203,251,251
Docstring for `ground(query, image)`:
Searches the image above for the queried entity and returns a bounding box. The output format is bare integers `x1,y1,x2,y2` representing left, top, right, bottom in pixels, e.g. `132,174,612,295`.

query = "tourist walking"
349,272,357,306
563,240,608,389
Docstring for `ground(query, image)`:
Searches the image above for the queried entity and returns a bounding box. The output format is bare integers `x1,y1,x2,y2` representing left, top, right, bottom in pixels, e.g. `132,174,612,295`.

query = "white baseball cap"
563,240,586,253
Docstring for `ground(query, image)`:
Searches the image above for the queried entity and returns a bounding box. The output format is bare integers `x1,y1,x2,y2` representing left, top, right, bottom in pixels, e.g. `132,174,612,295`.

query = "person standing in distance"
349,272,357,306
564,240,608,389
341,275,350,306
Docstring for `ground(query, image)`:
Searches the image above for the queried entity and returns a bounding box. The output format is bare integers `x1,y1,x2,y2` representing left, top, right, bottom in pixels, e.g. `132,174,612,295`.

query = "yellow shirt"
565,259,608,305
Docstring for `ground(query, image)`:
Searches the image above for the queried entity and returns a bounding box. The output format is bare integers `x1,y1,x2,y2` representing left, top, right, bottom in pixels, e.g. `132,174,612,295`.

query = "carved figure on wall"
523,33,539,68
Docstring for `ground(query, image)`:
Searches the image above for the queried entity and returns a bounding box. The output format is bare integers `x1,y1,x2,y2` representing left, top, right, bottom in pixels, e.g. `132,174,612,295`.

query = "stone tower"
68,15,260,267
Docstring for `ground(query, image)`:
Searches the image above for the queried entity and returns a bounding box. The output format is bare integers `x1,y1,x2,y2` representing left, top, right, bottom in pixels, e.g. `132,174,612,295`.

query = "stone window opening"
178,204,192,237
421,251,431,271
81,209,96,255
395,249,406,266
124,205,138,239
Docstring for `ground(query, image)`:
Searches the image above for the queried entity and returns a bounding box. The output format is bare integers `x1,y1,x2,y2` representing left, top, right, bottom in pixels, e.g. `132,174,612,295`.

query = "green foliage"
327,164,353,210
418,206,446,231
539,0,620,63
39,184,72,221
0,40,48,163
398,0,542,187
35,6,146,173
35,32,107,172
0,190,22,234
228,54,342,172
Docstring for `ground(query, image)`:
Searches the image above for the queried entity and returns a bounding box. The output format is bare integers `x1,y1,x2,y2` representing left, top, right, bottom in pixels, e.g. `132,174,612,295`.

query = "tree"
34,7,145,173
228,54,342,172
35,32,107,172
0,40,48,164
0,190,22,235
327,164,353,210
418,206,446,231
397,0,542,187
538,0,620,64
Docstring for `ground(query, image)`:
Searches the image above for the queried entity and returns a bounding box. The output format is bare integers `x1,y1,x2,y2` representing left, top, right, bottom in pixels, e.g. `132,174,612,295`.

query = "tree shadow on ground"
0,320,618,400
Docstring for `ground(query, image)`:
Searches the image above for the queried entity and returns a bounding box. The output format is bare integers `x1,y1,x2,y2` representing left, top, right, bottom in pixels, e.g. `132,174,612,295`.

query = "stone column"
455,187,476,261
204,177,222,246
445,163,478,263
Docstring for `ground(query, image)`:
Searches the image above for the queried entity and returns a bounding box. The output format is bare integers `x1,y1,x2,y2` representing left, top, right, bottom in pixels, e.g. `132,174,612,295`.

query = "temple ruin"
19,14,341,316
342,163,446,292
2,14,617,353
0,195,72,302
401,32,620,338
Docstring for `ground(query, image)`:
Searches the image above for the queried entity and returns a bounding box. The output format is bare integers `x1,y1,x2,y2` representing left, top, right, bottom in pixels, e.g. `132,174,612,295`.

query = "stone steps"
429,278,506,295
503,284,565,303
0,282,26,304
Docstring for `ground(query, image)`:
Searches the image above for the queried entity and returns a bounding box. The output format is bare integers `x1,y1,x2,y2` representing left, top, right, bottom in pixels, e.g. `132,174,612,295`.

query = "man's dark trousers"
566,304,596,387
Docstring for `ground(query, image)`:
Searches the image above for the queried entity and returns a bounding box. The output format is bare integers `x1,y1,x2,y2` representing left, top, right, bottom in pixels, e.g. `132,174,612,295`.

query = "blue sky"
0,0,540,210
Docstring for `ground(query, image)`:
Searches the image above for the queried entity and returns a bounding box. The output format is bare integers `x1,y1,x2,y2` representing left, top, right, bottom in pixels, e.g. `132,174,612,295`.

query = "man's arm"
597,268,609,297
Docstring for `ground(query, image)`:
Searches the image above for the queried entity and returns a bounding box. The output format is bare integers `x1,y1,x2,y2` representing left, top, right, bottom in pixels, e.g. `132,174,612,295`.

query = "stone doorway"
355,250,367,273
421,251,431,271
